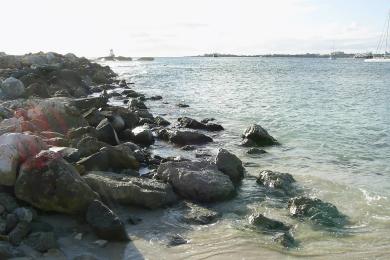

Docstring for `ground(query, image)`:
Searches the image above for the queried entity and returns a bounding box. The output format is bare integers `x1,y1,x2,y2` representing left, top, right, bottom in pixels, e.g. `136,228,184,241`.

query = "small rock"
177,103,189,108
74,233,83,240
181,202,220,225
93,239,108,248
13,208,33,223
247,148,267,155
248,213,290,232
167,234,188,247
256,170,296,195
241,124,278,147
272,232,297,248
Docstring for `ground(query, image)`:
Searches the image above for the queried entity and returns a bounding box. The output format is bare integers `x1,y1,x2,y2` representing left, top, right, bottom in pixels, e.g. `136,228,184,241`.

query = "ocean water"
99,58,390,259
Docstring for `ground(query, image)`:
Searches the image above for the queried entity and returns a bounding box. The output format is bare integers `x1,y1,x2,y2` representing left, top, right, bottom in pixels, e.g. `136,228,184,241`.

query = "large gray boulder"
156,161,235,202
83,171,177,209
77,145,139,172
169,130,213,146
15,151,99,214
131,126,154,146
0,133,47,186
0,77,25,99
288,196,348,227
1,98,88,134
96,118,119,145
86,200,129,241
242,124,278,146
215,148,244,184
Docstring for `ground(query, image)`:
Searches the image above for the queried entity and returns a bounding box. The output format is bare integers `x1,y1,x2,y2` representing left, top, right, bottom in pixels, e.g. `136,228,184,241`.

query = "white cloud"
0,0,381,56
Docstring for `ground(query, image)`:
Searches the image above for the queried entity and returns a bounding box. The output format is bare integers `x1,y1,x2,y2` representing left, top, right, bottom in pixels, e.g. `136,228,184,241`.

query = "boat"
365,11,390,62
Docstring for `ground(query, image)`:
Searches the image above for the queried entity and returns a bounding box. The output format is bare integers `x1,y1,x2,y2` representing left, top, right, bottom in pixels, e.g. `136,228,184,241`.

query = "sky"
1,0,389,57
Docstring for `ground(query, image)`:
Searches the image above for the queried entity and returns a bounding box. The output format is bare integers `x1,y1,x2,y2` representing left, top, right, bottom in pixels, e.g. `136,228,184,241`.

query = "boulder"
0,133,47,186
77,145,139,172
178,117,223,132
0,145,19,186
131,126,154,146
169,130,213,146
2,98,89,134
95,118,119,146
83,171,177,209
25,82,50,98
242,124,278,146
154,116,170,126
76,136,106,157
70,96,108,111
248,213,290,232
156,161,235,202
86,200,129,241
0,77,25,99
129,99,147,110
288,196,347,227
256,170,296,195
215,149,244,184
15,151,99,214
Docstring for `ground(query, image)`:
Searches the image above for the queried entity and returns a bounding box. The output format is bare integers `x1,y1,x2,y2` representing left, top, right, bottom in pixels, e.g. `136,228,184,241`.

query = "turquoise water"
101,58,390,259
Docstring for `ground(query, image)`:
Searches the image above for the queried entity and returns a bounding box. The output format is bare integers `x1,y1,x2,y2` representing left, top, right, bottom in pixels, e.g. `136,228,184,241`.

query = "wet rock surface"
86,200,129,241
256,170,296,195
242,124,278,147
288,196,347,227
156,160,235,202
83,171,177,209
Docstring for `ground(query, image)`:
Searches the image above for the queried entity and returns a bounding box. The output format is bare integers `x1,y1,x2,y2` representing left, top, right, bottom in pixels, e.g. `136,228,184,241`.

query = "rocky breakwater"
0,51,350,257
0,52,250,258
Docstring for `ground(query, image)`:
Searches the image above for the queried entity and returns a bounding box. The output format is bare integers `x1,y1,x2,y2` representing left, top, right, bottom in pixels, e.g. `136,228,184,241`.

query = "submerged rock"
167,234,188,247
248,213,290,232
15,151,99,214
178,117,223,132
247,148,267,155
288,196,347,227
272,231,297,248
241,124,278,146
86,200,129,241
215,148,244,184
156,160,235,202
83,171,177,209
256,170,296,195
181,202,221,225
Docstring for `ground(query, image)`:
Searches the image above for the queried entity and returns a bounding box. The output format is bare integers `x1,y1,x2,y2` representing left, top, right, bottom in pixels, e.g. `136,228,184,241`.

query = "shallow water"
96,58,390,259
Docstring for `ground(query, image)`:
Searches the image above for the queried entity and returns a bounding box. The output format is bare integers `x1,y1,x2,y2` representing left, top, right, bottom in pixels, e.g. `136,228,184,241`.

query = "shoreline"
0,52,350,259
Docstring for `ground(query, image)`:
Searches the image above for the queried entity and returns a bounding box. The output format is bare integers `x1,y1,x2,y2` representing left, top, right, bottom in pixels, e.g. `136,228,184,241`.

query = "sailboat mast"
385,11,390,55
